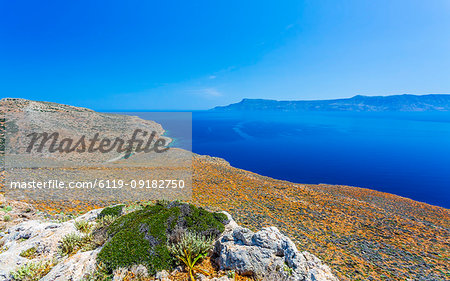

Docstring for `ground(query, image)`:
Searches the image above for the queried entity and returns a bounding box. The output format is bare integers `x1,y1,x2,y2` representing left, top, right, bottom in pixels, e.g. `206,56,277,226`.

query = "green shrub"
227,270,236,278
168,231,213,259
94,215,117,229
2,206,12,212
86,215,118,249
184,208,228,236
11,260,53,281
168,231,214,281
97,205,124,219
283,263,294,276
60,232,84,256
0,240,8,254
60,232,97,256
80,234,97,252
97,202,225,275
75,220,93,234
123,203,145,214
20,247,37,259
3,215,11,222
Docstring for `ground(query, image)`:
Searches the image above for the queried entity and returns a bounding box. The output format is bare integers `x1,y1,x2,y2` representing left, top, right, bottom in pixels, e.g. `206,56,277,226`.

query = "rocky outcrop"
41,249,100,281
213,212,338,281
0,208,101,281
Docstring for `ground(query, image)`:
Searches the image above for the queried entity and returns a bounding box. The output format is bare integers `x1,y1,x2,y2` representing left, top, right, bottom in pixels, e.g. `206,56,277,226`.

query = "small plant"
156,200,170,207
94,215,117,229
2,206,12,212
226,270,236,278
123,203,144,214
0,245,8,254
75,220,93,234
56,212,75,223
20,247,37,259
60,231,97,256
80,234,97,252
3,215,11,222
11,260,53,281
168,231,214,281
60,232,84,256
283,263,294,276
0,240,8,254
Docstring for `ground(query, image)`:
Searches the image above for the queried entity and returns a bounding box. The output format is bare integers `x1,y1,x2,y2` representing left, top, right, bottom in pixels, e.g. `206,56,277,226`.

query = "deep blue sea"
191,111,450,209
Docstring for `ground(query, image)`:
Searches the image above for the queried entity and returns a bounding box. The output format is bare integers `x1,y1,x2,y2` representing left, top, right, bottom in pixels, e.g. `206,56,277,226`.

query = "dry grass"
190,156,450,281
170,257,254,281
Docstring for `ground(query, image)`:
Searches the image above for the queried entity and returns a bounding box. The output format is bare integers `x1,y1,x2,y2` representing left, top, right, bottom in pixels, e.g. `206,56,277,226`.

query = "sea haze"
191,111,450,208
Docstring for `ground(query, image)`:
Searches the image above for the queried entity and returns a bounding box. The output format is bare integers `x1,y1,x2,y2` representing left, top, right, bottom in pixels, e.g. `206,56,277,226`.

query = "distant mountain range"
212,94,450,112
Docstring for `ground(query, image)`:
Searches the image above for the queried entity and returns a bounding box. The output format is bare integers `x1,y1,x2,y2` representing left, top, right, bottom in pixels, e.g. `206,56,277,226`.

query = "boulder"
155,269,170,281
214,214,338,281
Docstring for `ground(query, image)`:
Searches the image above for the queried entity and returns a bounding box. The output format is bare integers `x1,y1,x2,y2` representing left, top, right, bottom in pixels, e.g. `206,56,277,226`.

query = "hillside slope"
1,98,449,280
192,156,449,281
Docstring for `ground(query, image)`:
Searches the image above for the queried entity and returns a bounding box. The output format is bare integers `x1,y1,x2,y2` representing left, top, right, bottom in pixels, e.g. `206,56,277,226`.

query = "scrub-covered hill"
191,156,449,281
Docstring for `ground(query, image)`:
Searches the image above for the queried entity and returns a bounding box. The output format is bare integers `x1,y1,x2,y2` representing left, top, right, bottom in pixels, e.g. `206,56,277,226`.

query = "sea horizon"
117,110,450,209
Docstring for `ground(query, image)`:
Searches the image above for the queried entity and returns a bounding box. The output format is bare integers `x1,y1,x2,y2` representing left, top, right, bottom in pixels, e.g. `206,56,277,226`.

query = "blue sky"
1,0,449,110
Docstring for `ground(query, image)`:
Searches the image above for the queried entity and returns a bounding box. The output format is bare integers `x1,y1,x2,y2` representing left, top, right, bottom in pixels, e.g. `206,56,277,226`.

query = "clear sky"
1,0,449,110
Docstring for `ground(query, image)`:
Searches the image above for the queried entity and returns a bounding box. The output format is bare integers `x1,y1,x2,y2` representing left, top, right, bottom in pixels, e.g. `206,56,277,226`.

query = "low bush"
168,231,214,281
20,247,37,259
1,206,12,212
59,232,96,256
11,260,54,281
60,232,83,255
97,201,226,275
0,240,8,254
75,220,93,234
97,205,124,219
94,215,117,229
